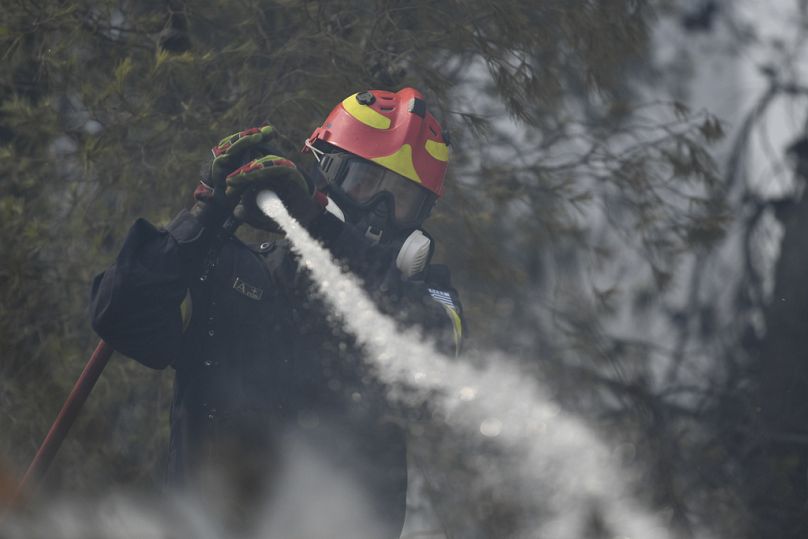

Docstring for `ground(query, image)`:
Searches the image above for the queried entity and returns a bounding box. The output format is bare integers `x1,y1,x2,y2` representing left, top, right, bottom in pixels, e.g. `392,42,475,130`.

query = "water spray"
256,191,689,539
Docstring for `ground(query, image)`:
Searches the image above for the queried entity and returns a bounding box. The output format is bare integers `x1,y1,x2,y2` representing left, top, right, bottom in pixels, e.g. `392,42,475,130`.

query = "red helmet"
306,87,449,197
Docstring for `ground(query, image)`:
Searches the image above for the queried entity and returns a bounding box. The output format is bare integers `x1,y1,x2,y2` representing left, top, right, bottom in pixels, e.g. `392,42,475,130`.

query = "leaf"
154,48,170,70
672,100,690,119
699,115,724,142
114,57,133,91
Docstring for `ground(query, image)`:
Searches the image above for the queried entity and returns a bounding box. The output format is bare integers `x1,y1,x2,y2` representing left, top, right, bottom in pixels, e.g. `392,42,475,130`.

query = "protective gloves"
225,154,325,230
193,126,278,224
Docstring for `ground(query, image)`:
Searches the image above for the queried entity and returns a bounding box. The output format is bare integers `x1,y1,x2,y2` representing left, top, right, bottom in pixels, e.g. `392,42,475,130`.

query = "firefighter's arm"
386,264,465,357
424,284,464,356
91,127,280,368
89,203,223,369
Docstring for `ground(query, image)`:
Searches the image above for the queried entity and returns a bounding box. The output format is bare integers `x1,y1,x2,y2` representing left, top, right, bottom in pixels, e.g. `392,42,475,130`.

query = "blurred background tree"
646,2,808,538
2,0,795,537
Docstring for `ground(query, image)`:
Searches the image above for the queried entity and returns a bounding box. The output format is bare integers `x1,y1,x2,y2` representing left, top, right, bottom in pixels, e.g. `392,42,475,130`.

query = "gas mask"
310,151,436,279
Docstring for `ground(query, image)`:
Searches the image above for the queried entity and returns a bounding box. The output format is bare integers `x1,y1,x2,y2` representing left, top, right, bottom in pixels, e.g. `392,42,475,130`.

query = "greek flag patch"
428,288,456,309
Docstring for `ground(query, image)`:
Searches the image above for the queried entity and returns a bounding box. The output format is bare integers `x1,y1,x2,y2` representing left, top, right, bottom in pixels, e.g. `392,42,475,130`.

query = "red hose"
13,340,114,504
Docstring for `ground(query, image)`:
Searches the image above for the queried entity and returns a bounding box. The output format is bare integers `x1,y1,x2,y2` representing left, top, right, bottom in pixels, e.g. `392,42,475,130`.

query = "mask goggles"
316,150,436,228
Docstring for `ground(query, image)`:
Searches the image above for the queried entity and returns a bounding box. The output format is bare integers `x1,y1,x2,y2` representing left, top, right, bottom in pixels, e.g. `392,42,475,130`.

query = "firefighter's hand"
226,155,325,230
196,125,278,211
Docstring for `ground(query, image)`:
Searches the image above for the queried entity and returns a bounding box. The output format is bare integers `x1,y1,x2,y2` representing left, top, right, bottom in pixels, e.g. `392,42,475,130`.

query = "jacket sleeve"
90,203,225,369
389,265,465,357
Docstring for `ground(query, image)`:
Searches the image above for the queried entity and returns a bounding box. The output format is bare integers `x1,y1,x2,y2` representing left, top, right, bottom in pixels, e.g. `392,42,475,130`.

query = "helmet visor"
333,158,434,226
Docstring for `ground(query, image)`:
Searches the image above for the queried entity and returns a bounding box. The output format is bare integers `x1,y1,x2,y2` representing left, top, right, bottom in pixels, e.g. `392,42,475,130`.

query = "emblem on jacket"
428,288,456,309
233,277,263,300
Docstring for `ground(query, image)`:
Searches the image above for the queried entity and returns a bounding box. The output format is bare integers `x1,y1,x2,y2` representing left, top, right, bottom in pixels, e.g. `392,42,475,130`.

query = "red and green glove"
226,154,325,230
194,125,324,230
196,125,278,212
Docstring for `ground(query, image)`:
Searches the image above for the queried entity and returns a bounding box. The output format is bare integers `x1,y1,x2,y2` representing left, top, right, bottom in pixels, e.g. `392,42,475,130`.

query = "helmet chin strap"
363,200,390,245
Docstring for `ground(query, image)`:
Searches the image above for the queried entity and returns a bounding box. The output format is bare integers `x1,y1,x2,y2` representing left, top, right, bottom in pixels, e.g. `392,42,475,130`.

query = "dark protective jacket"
89,205,463,534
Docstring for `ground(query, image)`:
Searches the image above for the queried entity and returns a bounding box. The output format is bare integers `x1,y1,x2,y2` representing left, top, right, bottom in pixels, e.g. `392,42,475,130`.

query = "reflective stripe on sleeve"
180,289,193,332
441,304,463,357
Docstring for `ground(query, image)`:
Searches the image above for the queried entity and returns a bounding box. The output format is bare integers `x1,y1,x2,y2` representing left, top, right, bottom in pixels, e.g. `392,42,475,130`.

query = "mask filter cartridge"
396,230,432,279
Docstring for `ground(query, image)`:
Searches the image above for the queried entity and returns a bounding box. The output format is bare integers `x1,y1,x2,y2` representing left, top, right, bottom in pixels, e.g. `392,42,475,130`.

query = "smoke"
1,432,391,539
257,431,390,539
256,192,696,539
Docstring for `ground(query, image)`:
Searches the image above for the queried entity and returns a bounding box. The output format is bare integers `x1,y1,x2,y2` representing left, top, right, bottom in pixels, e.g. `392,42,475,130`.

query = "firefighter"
90,87,463,537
